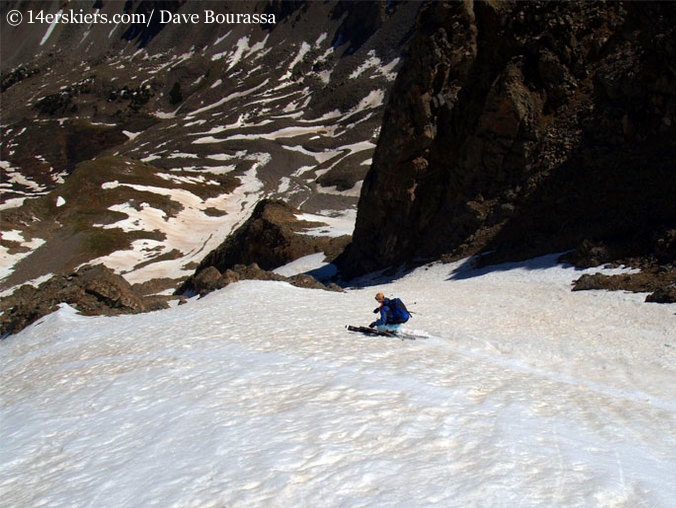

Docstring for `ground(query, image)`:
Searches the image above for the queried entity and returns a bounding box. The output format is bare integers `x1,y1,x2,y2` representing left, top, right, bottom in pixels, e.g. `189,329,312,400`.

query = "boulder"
646,286,676,304
192,266,228,296
572,266,676,303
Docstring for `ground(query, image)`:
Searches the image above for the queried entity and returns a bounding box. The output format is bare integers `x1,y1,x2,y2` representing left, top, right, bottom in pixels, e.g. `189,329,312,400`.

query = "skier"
369,292,410,333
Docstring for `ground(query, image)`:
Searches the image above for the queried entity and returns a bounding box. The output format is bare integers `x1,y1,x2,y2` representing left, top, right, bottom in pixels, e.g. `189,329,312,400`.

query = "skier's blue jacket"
373,298,410,326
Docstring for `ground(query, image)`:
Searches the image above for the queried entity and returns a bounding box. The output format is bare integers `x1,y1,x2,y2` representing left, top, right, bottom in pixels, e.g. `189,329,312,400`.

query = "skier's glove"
373,307,380,314
369,322,376,328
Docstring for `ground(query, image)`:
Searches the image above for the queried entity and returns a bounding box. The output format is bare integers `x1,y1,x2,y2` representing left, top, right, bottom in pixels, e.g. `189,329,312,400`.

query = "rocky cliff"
342,1,676,280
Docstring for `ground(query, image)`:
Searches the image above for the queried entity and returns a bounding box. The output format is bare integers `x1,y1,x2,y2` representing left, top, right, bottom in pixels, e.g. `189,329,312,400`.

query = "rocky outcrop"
646,286,676,304
1,198,346,336
178,199,349,295
0,265,170,338
187,262,343,298
573,268,676,302
341,1,676,279
568,229,676,302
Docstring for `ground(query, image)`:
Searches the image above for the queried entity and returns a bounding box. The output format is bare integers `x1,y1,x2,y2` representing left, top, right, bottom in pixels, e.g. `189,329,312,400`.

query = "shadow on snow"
446,252,582,281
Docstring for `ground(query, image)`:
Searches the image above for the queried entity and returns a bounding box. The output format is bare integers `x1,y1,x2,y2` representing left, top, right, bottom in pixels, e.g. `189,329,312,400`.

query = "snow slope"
1,256,675,507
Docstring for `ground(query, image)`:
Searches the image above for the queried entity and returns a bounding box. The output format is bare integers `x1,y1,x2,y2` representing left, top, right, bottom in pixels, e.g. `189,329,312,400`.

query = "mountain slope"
1,0,420,292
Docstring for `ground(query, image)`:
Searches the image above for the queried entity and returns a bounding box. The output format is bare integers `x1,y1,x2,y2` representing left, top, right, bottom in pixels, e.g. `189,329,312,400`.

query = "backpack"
388,298,410,324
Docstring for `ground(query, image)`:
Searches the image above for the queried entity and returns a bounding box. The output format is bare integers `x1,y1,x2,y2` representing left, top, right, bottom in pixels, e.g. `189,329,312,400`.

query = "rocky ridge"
0,197,347,337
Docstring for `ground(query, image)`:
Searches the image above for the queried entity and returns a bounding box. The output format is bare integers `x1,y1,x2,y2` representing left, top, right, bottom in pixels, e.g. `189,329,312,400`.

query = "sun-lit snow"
122,130,141,140
1,160,47,195
295,209,357,237
344,89,386,118
348,51,400,82
379,57,401,81
186,79,271,119
272,252,333,277
0,231,46,281
318,180,364,197
1,255,674,507
0,197,28,211
213,35,268,69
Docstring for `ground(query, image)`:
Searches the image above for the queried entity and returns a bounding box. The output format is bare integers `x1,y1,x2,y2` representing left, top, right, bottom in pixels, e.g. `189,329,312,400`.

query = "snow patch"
280,42,312,81
39,9,62,46
122,131,141,140
295,209,356,237
0,232,46,280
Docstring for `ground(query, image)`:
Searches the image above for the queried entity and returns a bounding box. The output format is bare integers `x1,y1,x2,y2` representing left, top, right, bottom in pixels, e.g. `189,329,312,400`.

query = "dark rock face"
179,199,349,296
0,265,170,338
342,1,676,277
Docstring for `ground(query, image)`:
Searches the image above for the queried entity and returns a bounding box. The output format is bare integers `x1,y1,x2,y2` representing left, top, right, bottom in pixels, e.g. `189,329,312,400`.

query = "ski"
347,325,392,336
346,325,416,341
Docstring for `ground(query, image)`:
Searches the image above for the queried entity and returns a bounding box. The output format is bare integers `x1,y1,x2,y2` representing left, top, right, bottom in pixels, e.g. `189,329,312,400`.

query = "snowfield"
1,256,675,507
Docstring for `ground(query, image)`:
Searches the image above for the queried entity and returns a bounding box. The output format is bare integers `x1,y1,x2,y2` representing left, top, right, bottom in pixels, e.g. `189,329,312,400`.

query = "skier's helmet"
375,292,385,302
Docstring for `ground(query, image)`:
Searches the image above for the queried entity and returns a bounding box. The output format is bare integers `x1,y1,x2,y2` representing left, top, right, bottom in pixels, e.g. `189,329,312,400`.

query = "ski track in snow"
1,256,675,507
